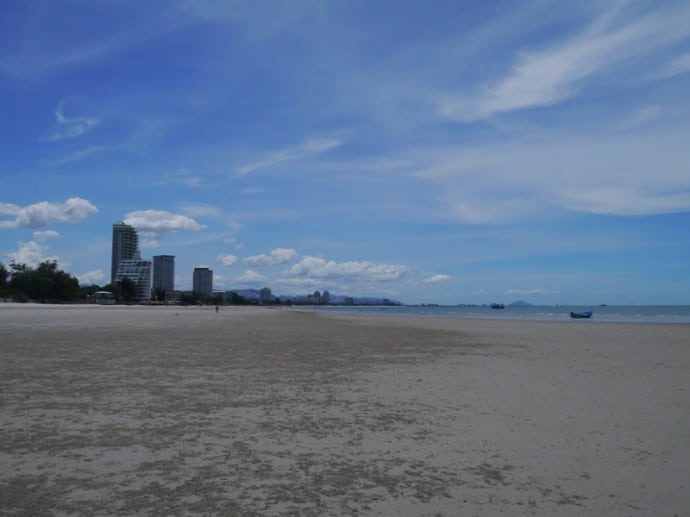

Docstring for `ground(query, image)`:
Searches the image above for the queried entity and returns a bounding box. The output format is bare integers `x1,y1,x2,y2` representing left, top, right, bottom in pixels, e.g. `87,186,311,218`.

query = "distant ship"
490,303,505,309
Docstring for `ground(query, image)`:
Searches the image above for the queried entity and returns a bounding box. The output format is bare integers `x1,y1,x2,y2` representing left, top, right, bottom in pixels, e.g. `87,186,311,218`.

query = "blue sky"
1,0,689,305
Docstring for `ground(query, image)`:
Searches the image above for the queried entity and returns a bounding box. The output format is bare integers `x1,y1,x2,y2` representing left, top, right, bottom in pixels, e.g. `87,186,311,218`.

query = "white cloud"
243,248,298,267
423,273,452,284
78,269,105,285
139,237,160,249
49,145,118,166
238,270,266,283
217,254,239,267
47,101,99,141
619,104,664,129
412,126,690,221
5,241,58,267
655,52,690,79
557,186,690,216
32,230,61,241
0,197,98,229
236,137,343,176
124,210,206,234
505,288,556,296
441,4,690,121
286,256,410,282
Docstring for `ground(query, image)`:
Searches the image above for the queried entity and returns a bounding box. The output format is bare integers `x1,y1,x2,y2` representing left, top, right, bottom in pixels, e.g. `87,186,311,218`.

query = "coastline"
1,305,689,515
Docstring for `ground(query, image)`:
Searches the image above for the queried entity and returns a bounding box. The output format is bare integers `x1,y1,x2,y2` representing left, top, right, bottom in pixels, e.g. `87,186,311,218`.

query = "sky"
1,0,690,305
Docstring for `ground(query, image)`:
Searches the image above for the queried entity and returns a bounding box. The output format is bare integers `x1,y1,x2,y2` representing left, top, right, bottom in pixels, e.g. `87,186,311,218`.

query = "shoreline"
2,306,689,515
3,301,690,325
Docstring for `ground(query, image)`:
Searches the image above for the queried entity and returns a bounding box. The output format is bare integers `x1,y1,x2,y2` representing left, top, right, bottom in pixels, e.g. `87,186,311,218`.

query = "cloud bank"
0,198,98,229
243,248,298,267
286,256,410,282
124,210,205,233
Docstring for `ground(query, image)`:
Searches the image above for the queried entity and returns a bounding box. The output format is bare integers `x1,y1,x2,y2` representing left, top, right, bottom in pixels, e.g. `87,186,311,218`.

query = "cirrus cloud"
236,137,343,176
441,3,690,122
46,101,100,141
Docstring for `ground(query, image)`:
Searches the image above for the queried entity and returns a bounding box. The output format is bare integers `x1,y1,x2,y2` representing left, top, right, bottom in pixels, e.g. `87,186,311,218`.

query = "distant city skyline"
2,1,690,305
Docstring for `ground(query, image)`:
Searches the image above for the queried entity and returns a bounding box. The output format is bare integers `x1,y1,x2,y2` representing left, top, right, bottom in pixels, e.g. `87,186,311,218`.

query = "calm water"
301,305,690,324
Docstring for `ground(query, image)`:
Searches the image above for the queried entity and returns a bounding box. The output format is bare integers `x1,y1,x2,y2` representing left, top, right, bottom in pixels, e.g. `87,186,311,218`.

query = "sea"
299,305,690,324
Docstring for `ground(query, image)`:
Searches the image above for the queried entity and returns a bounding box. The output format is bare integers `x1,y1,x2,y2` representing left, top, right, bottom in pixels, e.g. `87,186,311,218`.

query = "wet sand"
1,304,689,516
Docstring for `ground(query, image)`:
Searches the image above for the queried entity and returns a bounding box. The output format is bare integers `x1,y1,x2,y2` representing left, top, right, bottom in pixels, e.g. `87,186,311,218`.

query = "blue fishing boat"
570,311,593,319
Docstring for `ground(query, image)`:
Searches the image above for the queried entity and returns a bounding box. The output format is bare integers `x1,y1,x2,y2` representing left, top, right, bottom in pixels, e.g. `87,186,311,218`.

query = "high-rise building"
193,267,213,297
114,259,152,301
111,222,139,283
153,255,175,294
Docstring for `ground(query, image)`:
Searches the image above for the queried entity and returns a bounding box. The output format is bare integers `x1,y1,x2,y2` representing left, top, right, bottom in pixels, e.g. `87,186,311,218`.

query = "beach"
1,305,688,516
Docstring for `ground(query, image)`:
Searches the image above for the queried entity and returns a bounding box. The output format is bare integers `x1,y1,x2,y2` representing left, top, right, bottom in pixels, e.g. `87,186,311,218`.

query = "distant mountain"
231,289,261,300
278,293,401,305
508,300,532,307
225,289,401,305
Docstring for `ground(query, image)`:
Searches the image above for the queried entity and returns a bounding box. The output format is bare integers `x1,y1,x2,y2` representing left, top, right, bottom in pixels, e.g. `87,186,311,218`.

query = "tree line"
0,261,285,305
0,261,132,303
1,261,83,302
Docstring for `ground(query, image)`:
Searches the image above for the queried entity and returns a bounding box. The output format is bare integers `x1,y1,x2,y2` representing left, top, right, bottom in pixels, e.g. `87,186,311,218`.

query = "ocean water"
300,305,690,324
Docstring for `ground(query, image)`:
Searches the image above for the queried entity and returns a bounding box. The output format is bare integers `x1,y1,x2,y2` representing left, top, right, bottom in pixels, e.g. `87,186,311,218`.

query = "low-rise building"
115,259,152,302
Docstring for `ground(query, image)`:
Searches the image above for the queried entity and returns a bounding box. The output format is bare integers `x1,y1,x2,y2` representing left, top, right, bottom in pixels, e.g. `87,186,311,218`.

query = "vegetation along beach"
1,304,688,515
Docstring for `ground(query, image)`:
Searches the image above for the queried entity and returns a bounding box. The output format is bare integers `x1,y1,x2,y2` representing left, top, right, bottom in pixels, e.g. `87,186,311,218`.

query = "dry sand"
1,304,688,516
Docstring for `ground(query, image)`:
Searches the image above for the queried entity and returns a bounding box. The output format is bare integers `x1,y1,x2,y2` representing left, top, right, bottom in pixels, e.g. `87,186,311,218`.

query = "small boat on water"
570,311,593,319
490,303,505,309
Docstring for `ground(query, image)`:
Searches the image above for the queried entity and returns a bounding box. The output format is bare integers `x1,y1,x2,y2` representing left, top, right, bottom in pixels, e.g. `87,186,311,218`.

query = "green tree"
0,262,8,287
117,277,138,302
0,262,11,300
8,261,80,302
178,292,194,305
152,287,166,303
79,283,104,300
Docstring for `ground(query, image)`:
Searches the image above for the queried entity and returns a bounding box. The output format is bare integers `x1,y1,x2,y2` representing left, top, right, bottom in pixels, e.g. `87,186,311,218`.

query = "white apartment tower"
111,222,139,283
114,259,152,302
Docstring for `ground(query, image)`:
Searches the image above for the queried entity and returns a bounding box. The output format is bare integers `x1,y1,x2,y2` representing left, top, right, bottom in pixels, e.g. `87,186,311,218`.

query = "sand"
1,304,688,516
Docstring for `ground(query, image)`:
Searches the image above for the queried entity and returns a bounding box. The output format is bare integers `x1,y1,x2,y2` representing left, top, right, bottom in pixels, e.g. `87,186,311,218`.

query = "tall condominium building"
193,267,213,297
111,222,139,283
114,259,152,302
152,255,175,294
